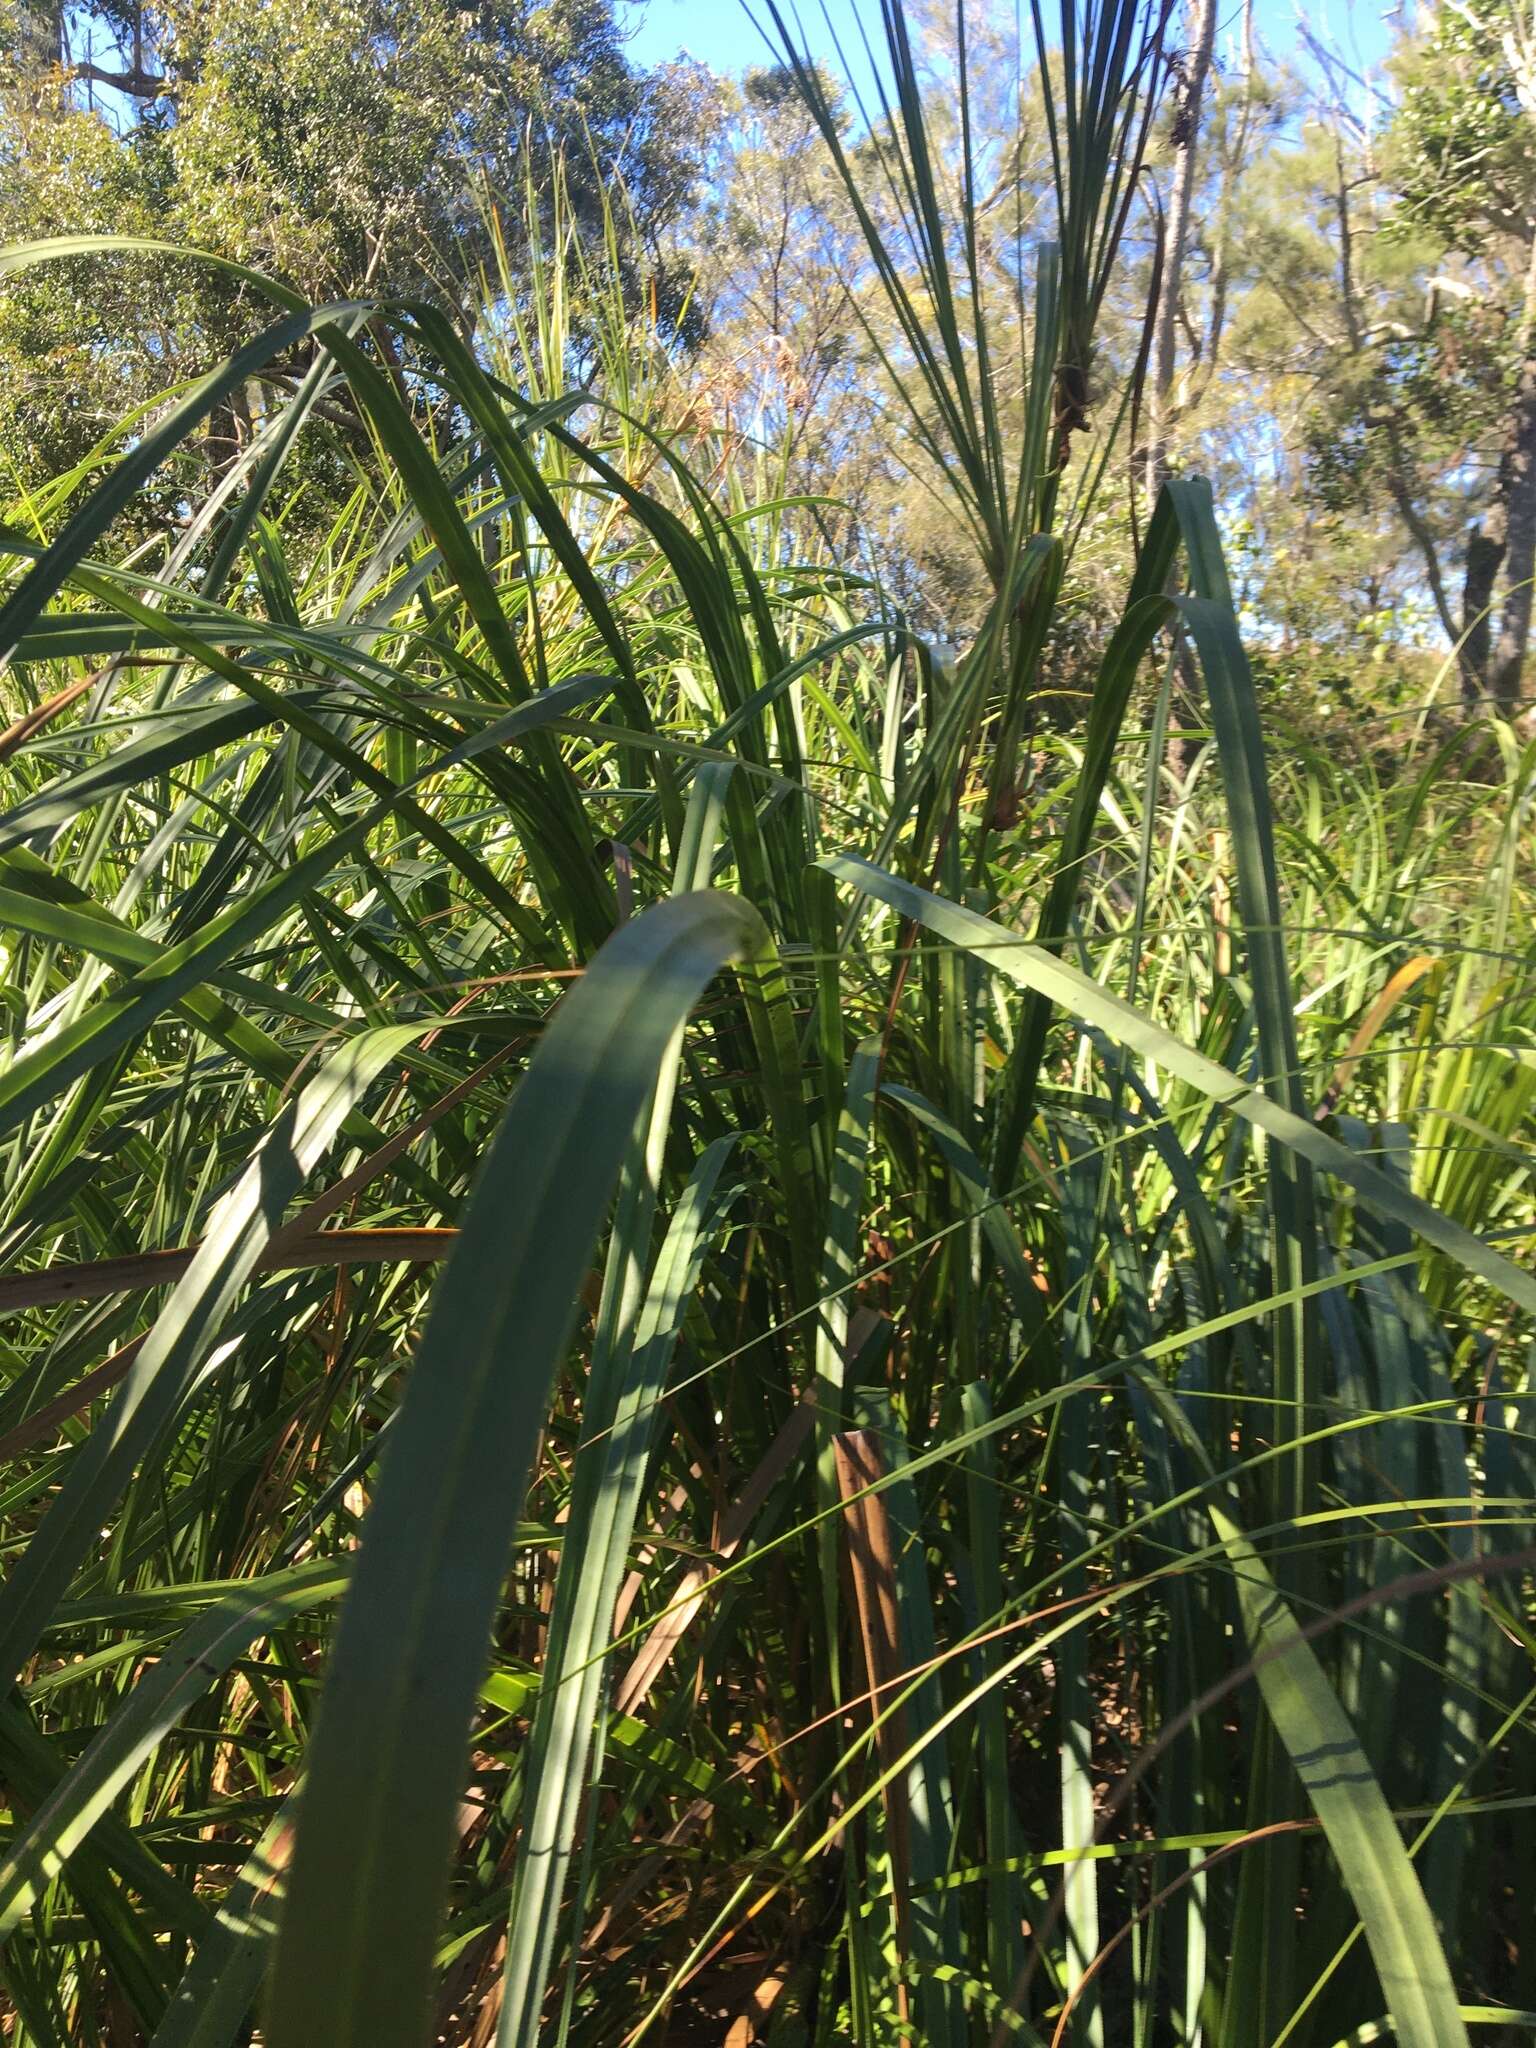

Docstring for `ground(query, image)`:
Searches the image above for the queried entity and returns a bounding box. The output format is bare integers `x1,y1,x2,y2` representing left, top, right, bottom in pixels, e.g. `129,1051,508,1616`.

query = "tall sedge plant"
758,0,1171,834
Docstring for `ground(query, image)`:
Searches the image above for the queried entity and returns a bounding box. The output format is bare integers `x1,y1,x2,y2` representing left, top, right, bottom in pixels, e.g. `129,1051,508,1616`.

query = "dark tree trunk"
1462,234,1536,717
1461,516,1504,708
1461,361,1536,719
1490,348,1536,718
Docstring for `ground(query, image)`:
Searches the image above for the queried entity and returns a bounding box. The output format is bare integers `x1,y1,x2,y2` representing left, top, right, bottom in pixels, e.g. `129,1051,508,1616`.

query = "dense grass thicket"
0,4,1534,2043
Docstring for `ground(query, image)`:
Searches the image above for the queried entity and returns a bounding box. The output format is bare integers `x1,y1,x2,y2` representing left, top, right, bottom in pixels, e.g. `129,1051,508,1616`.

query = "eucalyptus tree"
0,0,710,508
1390,0,1536,715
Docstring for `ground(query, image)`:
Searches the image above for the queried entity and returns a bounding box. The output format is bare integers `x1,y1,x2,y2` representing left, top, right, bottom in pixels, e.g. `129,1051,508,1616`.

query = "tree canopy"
1,0,711,496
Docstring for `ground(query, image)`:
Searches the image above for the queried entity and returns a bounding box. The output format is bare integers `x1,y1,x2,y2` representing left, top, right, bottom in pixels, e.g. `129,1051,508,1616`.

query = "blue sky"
622,0,1400,82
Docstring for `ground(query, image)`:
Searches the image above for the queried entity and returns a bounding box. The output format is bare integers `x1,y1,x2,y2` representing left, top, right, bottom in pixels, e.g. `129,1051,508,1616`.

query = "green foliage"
1392,0,1536,252
0,6,1532,2045
0,0,710,504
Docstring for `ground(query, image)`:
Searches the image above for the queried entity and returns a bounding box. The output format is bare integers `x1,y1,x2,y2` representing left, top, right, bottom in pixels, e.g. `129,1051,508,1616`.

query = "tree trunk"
1144,0,1219,505
1490,346,1536,718
1462,231,1536,717
1461,519,1504,709
1145,0,1220,783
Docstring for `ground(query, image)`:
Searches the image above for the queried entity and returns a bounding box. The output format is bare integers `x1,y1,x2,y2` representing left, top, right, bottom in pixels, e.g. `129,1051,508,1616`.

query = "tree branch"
69,61,177,100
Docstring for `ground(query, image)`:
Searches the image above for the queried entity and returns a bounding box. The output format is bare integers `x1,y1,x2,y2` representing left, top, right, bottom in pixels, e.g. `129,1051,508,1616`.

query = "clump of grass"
0,6,1533,2045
